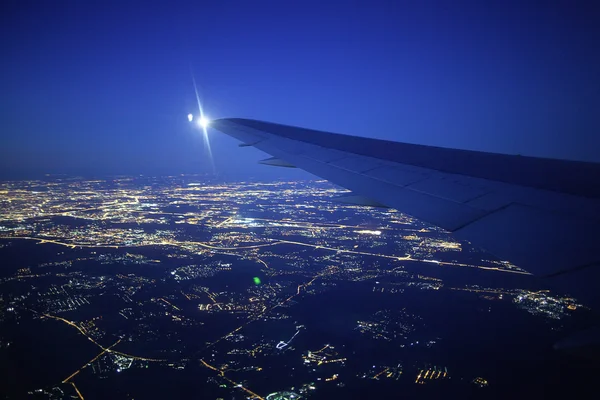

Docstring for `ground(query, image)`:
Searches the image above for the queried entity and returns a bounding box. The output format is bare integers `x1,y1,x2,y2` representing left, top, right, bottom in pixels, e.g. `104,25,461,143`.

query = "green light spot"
253,277,261,285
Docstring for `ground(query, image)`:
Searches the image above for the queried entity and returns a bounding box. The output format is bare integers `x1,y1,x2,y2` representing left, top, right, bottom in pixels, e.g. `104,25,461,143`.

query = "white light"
198,116,210,129
187,113,193,122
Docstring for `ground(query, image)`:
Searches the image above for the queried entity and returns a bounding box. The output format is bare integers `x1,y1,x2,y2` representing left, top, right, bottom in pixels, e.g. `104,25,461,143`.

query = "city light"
0,176,582,399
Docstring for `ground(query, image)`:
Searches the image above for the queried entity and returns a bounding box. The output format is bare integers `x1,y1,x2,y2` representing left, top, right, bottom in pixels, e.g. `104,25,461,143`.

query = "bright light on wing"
187,113,193,122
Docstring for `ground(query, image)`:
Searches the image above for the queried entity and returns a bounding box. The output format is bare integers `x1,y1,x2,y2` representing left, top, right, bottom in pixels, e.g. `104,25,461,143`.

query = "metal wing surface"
211,118,600,304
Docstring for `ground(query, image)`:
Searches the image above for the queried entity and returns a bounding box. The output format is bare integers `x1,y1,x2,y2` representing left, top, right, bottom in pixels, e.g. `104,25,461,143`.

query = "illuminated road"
373,368,389,379
220,216,395,231
415,369,423,383
255,257,270,270
2,235,530,275
70,382,85,400
3,236,276,251
450,287,515,295
41,313,106,349
276,328,301,350
312,344,330,354
159,297,181,311
62,338,122,383
276,239,411,261
40,312,165,362
200,359,265,400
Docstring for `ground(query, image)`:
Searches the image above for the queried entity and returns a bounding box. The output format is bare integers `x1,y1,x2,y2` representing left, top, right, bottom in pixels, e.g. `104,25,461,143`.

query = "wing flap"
301,147,348,163
406,177,490,204
329,155,386,173
364,166,427,187
455,203,599,276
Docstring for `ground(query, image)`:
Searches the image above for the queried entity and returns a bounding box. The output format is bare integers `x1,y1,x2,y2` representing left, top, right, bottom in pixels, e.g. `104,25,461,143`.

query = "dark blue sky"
1,0,599,180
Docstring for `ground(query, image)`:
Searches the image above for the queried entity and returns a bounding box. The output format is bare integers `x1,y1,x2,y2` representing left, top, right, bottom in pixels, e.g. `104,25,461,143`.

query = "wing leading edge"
211,118,600,306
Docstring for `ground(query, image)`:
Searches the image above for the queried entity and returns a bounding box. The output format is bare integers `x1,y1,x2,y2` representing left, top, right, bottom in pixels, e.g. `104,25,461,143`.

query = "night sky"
1,0,599,180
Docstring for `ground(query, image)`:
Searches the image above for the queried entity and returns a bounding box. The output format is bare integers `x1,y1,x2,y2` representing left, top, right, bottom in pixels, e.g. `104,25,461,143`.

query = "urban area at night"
0,176,592,399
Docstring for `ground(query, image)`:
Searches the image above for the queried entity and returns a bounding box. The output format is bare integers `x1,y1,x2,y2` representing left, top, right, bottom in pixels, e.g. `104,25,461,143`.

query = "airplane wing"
211,118,600,306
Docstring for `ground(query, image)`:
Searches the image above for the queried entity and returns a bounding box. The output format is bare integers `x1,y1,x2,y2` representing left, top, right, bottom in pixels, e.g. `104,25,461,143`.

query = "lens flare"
190,69,215,173
198,116,210,129
187,113,193,122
